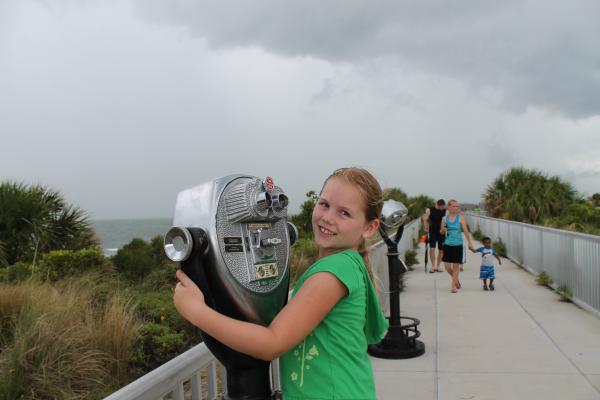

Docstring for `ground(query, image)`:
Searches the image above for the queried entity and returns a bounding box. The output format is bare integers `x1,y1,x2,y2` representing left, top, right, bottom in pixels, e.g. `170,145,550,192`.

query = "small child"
471,236,502,291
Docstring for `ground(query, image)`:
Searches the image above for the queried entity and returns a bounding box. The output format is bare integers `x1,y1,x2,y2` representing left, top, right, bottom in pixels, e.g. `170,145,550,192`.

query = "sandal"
489,283,495,291
456,280,461,289
450,288,458,293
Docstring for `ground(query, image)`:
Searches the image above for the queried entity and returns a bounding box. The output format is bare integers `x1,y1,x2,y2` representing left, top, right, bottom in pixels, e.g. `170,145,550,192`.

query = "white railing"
465,212,600,318
103,343,224,400
104,219,420,399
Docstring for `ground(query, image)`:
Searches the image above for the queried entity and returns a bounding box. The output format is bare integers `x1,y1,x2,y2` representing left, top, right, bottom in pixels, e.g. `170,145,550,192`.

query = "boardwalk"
372,242,600,400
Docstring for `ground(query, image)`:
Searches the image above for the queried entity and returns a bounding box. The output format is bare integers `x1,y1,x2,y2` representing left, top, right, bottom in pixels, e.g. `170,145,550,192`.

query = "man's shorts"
428,232,445,250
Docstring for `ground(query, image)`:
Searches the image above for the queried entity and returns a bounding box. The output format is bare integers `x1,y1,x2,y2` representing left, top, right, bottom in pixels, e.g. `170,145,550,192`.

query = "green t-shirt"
279,250,388,400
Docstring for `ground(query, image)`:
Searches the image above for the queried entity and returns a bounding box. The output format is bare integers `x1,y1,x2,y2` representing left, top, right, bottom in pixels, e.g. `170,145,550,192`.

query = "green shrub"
289,238,319,287
143,262,178,290
493,238,507,258
557,284,573,302
133,290,184,326
123,287,199,379
37,247,110,282
112,238,155,282
129,322,192,379
404,250,418,269
536,272,553,287
472,228,484,241
140,236,179,290
412,237,420,250
1,262,32,283
288,191,318,240
149,235,174,268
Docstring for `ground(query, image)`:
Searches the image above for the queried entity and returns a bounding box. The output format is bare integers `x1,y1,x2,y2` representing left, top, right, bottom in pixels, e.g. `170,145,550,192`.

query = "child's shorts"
480,265,495,280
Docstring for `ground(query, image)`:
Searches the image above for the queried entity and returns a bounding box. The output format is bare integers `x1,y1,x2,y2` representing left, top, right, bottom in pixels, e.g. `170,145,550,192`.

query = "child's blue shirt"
475,247,496,267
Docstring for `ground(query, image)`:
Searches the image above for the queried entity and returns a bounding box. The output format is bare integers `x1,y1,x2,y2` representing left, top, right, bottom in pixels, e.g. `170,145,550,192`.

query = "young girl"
173,167,389,399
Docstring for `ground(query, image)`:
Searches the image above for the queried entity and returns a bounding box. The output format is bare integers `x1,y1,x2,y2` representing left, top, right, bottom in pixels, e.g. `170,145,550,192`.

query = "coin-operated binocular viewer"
368,200,425,359
164,175,297,400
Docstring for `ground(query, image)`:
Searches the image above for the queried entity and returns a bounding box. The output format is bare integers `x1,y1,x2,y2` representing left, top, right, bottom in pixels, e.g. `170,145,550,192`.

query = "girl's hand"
173,270,206,326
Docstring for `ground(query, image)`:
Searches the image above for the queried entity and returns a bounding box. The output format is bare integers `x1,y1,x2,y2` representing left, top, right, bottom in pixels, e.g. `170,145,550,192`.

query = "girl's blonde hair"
321,167,383,282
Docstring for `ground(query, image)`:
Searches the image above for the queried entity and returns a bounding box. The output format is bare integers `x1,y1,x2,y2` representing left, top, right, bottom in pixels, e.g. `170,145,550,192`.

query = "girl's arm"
173,269,346,361
460,216,475,251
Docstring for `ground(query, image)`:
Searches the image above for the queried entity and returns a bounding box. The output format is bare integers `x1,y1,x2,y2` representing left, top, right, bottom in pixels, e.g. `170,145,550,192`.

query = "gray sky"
1,0,599,219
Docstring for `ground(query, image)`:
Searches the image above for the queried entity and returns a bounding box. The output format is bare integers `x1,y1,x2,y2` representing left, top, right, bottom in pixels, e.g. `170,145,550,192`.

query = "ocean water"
92,218,172,256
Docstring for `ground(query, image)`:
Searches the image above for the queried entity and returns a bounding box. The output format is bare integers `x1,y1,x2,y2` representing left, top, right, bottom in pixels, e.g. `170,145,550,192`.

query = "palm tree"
484,167,578,223
0,182,98,267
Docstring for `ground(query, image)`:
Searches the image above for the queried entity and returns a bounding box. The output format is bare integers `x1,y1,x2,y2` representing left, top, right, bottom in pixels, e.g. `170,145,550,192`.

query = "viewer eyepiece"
164,227,193,262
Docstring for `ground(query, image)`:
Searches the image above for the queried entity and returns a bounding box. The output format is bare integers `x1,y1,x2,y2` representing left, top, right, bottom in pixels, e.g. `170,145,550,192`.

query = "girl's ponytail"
357,237,375,284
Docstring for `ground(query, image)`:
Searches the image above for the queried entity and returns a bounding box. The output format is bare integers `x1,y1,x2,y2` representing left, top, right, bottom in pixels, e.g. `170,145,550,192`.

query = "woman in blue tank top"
441,199,474,293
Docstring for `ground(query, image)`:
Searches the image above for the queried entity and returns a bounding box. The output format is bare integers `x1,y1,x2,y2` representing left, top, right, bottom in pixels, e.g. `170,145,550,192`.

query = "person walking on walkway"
441,199,474,293
471,236,502,291
423,199,446,273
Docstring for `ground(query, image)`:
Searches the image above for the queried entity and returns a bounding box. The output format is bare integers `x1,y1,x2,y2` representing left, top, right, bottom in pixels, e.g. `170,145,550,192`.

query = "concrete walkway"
371,242,600,400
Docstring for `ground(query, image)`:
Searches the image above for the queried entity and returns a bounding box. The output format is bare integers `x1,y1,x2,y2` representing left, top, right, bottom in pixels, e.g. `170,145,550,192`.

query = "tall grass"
0,277,141,400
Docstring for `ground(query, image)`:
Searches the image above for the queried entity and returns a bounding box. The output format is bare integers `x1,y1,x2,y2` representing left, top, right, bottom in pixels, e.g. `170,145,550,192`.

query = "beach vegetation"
472,228,484,242
557,284,573,302
492,238,507,258
0,181,98,267
288,190,318,240
404,249,417,269
0,278,141,399
536,272,553,287
484,167,577,224
38,246,111,282
112,238,157,282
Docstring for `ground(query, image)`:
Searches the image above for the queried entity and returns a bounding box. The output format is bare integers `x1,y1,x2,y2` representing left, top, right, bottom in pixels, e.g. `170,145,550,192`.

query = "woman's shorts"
442,244,464,264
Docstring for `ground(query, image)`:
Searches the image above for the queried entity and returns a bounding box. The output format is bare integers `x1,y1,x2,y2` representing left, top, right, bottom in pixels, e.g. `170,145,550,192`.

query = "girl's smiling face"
311,178,379,258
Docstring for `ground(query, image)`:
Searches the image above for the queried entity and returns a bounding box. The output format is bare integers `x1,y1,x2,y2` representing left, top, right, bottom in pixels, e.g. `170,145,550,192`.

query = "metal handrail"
103,343,222,400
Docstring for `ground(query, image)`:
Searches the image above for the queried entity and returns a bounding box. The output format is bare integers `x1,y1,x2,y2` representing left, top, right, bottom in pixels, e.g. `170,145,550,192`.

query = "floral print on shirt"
289,334,320,387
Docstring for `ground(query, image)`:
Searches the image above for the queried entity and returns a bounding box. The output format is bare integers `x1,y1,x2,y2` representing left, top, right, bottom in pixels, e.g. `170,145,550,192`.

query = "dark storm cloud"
133,0,600,118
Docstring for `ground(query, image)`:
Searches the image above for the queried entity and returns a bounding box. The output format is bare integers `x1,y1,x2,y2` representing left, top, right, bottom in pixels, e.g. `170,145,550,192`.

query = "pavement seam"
377,370,583,375
503,282,600,395
436,370,583,375
434,278,439,400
